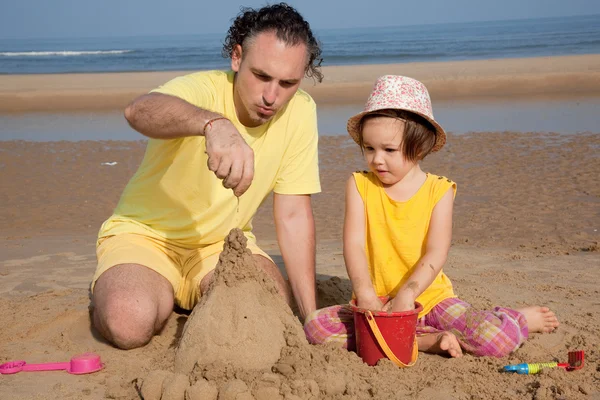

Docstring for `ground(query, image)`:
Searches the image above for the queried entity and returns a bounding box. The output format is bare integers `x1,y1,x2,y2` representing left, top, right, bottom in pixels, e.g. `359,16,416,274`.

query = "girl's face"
361,116,417,186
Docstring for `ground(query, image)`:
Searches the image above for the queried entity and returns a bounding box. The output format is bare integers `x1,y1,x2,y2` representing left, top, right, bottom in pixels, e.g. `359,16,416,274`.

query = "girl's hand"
356,294,384,311
390,291,416,313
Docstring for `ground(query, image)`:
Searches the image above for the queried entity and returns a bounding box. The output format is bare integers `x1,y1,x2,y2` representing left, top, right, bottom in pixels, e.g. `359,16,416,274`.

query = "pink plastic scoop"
0,353,103,375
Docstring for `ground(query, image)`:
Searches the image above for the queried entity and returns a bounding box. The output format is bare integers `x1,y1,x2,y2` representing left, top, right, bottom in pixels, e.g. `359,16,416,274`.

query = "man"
91,3,323,349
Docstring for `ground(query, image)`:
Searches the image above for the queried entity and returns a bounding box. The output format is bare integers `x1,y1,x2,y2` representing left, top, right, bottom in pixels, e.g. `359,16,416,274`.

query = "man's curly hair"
222,3,323,83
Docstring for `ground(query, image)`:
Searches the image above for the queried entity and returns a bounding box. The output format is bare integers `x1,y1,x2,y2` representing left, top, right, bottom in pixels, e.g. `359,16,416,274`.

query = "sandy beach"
1,57,599,399
1,54,600,112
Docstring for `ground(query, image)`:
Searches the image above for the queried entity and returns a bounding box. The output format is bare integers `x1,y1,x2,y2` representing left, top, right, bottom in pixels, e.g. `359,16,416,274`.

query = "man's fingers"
223,160,243,190
233,151,254,196
207,154,220,172
205,125,254,196
215,158,232,180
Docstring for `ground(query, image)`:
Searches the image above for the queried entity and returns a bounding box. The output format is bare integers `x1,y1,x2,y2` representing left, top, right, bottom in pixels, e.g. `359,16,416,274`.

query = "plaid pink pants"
304,297,528,358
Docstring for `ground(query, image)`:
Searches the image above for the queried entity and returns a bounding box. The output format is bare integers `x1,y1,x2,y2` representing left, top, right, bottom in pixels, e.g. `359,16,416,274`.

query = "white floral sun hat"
347,75,446,152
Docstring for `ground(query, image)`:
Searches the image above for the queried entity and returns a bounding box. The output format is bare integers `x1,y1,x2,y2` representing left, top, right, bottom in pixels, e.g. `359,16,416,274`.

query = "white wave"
0,50,133,57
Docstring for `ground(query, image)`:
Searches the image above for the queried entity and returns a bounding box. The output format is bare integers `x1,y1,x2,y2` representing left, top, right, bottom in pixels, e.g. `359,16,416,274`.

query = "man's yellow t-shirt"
354,171,456,318
98,70,321,247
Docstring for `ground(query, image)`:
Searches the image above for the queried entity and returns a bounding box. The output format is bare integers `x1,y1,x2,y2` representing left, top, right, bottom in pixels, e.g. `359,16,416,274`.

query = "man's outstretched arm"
125,93,221,139
125,93,254,196
273,193,317,321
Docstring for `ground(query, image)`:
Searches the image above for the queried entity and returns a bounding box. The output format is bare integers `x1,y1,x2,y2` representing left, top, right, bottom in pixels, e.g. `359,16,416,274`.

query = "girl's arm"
390,188,454,312
343,176,383,311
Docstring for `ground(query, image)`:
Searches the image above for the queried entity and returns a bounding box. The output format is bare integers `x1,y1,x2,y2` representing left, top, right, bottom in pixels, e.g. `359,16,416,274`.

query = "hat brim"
347,110,446,153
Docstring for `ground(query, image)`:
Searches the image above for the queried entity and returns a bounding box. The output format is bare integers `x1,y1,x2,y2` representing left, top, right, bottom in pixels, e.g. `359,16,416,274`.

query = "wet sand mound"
175,228,293,373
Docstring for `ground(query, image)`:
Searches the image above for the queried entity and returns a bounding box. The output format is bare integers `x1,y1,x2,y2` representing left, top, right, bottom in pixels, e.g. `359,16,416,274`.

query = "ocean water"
2,98,599,141
1,14,599,74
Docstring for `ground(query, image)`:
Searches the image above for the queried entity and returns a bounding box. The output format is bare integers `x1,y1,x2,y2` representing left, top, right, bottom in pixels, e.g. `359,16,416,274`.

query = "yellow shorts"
92,233,272,310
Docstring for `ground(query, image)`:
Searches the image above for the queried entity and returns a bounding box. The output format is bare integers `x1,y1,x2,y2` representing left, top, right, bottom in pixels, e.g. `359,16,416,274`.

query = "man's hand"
204,119,254,197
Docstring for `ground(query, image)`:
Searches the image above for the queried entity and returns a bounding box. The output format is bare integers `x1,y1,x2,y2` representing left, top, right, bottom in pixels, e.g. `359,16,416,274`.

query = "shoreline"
1,54,600,113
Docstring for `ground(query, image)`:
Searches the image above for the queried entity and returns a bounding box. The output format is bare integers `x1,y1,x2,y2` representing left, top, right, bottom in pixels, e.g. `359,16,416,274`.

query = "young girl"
304,75,559,358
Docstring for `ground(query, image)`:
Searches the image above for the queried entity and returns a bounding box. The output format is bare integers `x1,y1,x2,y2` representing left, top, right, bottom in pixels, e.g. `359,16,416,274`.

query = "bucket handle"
365,310,418,368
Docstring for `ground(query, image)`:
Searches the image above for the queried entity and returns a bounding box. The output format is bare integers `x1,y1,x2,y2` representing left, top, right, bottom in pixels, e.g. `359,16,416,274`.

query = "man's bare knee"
93,301,155,349
92,264,174,349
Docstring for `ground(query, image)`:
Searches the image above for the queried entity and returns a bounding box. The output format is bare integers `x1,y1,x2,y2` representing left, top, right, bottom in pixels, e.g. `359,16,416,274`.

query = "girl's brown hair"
358,109,437,162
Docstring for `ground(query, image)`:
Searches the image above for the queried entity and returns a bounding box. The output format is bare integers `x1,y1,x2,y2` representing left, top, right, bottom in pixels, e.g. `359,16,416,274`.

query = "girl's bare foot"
517,306,559,333
418,331,463,358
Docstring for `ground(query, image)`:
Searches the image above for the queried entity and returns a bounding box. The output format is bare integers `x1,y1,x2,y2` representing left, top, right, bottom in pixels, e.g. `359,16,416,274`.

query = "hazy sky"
1,0,599,39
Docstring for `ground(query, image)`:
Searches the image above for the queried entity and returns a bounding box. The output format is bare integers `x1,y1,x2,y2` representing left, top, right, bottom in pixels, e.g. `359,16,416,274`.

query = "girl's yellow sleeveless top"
354,171,457,317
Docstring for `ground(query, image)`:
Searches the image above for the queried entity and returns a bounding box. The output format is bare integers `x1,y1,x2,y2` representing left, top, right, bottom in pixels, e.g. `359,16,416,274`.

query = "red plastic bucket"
351,299,423,367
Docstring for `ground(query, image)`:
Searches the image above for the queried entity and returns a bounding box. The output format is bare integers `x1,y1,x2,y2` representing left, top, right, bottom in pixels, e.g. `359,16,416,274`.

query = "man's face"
231,31,308,127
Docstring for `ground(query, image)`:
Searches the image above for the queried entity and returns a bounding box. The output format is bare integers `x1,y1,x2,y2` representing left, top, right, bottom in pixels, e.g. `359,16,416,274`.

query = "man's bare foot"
517,306,559,333
418,331,463,358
